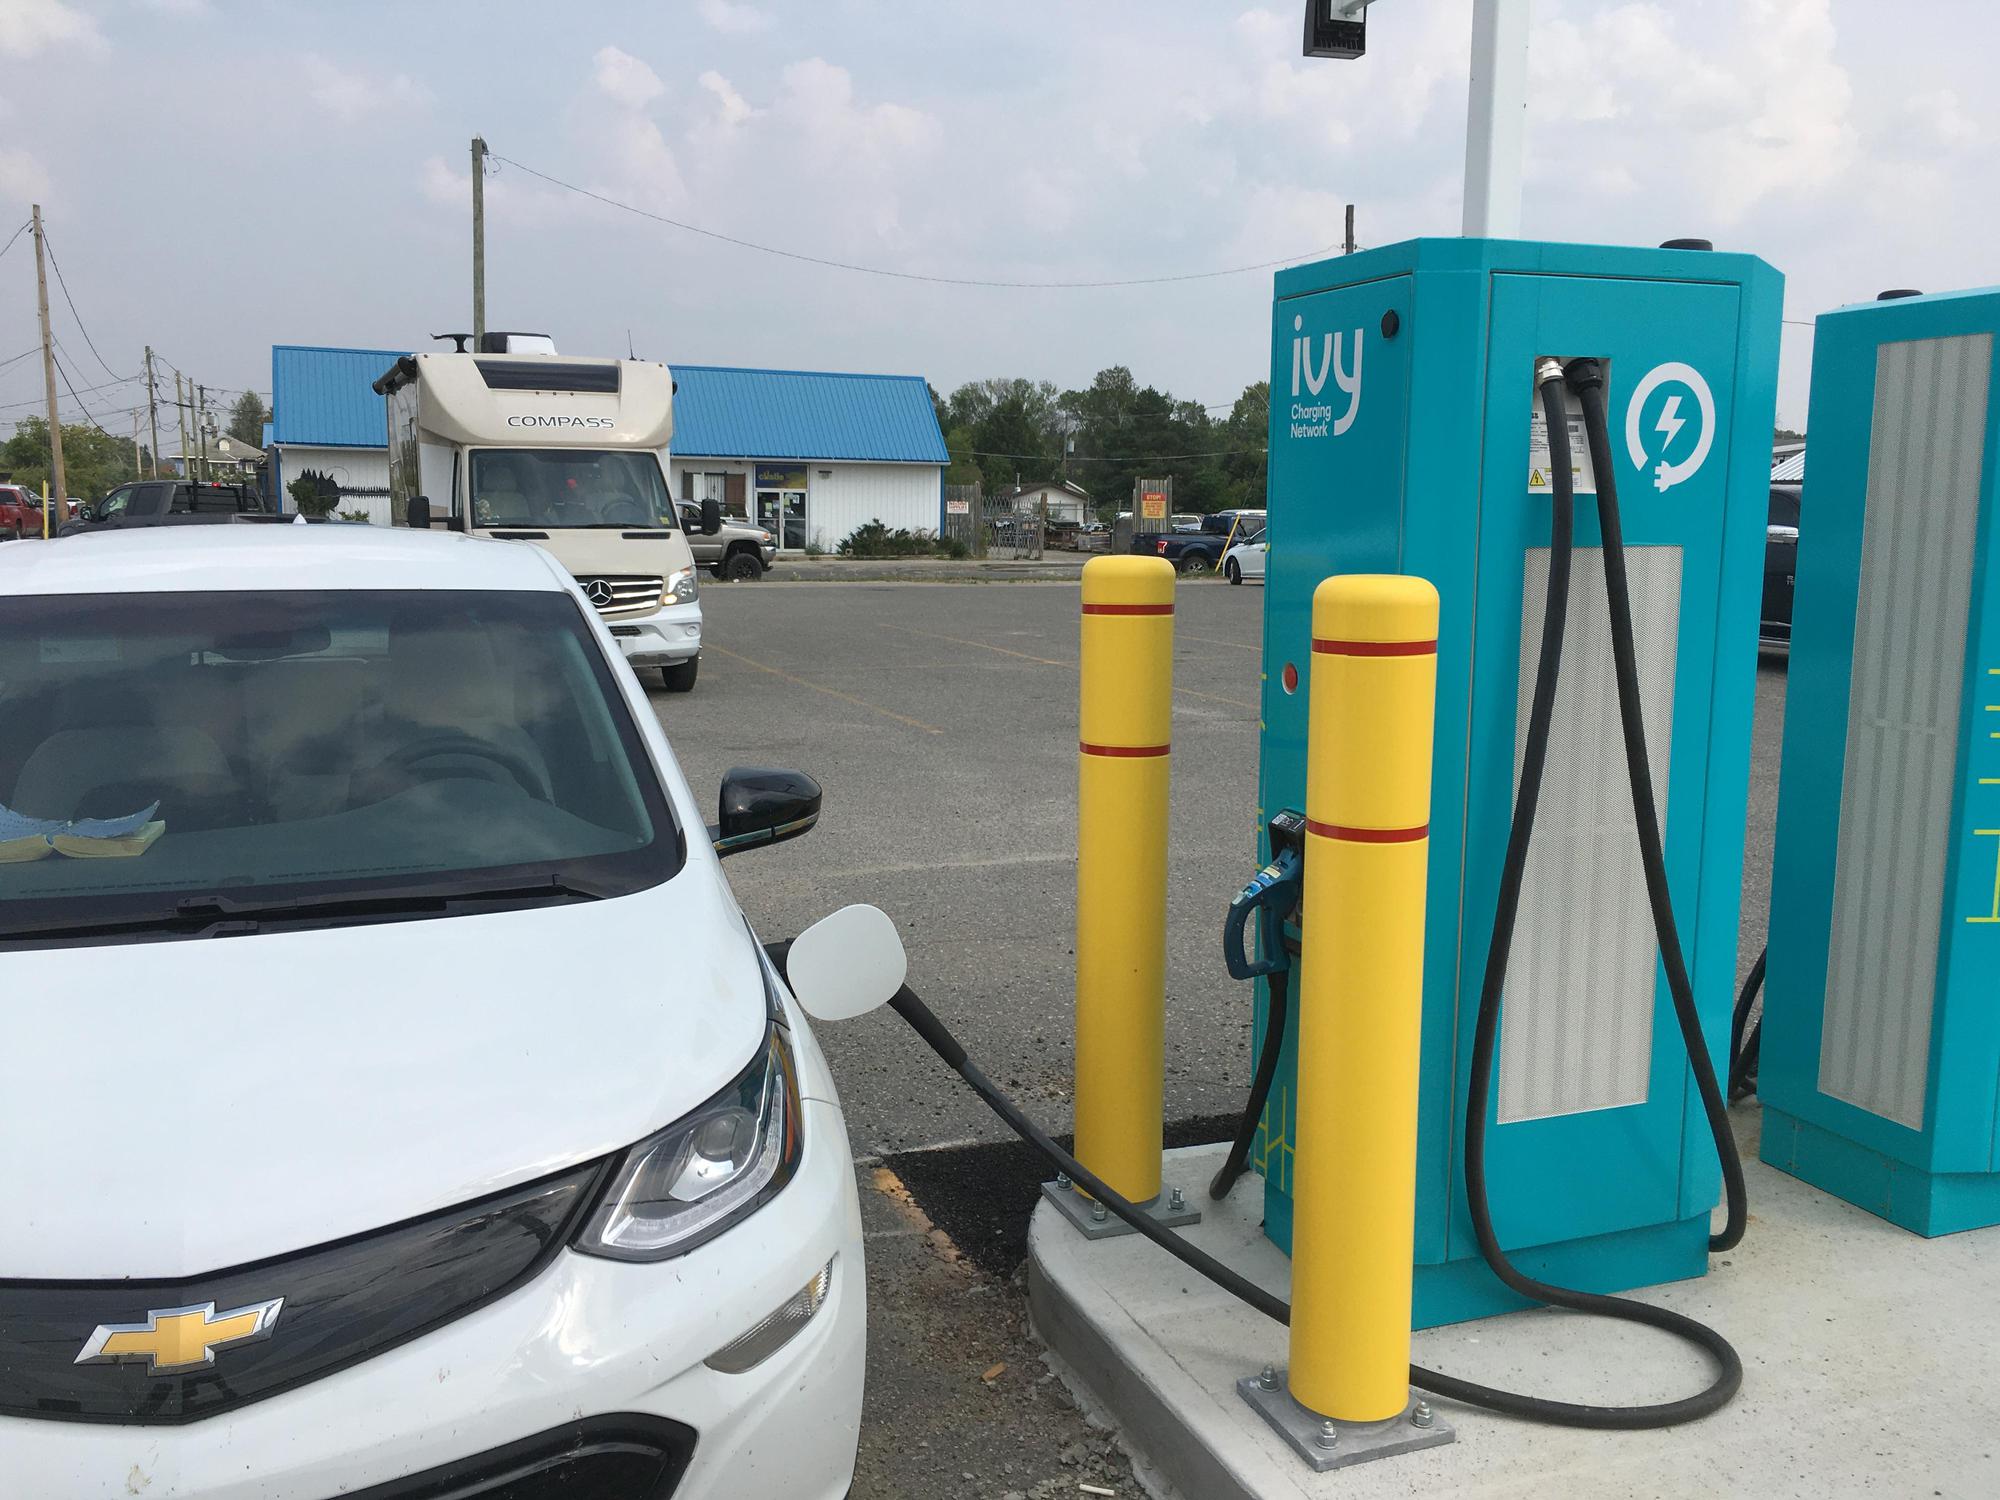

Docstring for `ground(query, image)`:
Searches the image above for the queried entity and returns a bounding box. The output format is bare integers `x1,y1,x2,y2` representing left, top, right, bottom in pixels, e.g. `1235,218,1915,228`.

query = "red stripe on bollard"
1079,742,1171,758
1311,638,1437,656
1305,818,1429,843
1082,603,1176,616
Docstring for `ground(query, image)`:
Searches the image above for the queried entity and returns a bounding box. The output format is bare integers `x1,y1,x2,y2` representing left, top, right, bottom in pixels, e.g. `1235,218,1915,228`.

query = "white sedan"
1222,527,1267,585
0,527,865,1499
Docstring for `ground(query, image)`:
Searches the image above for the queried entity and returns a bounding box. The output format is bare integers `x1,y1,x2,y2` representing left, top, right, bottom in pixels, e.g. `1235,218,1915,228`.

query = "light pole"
1300,0,1530,240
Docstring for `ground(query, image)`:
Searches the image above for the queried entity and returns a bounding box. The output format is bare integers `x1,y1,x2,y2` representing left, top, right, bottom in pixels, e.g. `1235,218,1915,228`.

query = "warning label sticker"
1527,390,1597,495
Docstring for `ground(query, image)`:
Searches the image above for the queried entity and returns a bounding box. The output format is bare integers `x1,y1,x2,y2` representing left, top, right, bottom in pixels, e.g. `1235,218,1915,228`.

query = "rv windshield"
469,449,675,530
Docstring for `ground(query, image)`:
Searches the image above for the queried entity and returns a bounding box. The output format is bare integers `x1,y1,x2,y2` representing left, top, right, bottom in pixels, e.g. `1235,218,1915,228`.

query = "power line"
489,151,1339,290
50,347,116,438
0,367,138,409
40,230,131,382
951,446,1266,462
0,220,28,265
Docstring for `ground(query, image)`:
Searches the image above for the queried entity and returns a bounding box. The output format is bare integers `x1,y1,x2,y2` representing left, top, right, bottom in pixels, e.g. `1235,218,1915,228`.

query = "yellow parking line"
1179,630,1261,653
882,622,1069,667
1176,684,1259,710
706,644,943,735
882,624,1257,711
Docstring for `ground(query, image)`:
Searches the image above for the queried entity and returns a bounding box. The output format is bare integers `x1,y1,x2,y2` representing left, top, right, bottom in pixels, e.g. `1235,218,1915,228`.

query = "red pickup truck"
0,483,45,541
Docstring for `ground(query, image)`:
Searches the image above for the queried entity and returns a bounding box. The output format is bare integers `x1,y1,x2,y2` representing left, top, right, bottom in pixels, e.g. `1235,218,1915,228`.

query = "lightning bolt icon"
1655,394,1686,453
1652,395,1687,491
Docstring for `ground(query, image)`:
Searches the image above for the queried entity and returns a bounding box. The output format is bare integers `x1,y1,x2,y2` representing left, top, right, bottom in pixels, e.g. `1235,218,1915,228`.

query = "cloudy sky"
1,0,1993,438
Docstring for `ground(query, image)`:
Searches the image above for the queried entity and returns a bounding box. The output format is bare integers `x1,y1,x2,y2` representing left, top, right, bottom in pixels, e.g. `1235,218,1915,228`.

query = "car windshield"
469,448,675,530
0,588,678,944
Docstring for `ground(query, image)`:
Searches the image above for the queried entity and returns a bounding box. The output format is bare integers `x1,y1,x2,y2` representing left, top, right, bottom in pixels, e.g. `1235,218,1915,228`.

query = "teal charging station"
1761,287,2000,1236
1252,238,1782,1327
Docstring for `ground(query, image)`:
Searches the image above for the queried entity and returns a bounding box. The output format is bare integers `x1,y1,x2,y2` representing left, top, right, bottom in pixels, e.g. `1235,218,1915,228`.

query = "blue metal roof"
265,349,946,464
671,365,946,463
270,345,406,447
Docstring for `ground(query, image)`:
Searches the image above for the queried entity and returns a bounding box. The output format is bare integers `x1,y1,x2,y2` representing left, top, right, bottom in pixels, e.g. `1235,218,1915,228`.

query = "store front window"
755,464,809,550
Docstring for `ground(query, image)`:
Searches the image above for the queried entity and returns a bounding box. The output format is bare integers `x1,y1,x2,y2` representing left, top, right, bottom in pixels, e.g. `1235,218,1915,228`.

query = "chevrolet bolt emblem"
75,1299,284,1374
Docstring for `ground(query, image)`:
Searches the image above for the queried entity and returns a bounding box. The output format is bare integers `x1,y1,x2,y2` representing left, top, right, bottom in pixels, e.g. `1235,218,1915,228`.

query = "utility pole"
144,347,162,478
132,409,143,476
31,205,67,516
470,135,487,345
1344,203,1357,255
197,384,210,482
174,371,191,481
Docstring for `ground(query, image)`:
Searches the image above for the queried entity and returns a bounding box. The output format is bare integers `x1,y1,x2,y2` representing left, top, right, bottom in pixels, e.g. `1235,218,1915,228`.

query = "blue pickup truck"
1134,508,1266,574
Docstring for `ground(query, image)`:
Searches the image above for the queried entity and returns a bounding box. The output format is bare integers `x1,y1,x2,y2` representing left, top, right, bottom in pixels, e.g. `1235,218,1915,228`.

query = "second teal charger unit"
1252,238,1782,1326
1761,287,2000,1235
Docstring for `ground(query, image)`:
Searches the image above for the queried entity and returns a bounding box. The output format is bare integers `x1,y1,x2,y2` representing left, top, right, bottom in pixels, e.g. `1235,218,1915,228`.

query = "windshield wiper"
1,873,610,943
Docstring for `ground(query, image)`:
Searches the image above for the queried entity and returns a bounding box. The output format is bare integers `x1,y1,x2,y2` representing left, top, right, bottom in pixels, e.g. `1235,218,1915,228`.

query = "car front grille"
336,1416,695,1500
0,1164,604,1425
577,576,664,615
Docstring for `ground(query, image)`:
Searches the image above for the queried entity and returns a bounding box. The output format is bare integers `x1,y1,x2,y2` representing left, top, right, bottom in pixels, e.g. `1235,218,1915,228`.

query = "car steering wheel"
597,494,649,525
377,733,552,801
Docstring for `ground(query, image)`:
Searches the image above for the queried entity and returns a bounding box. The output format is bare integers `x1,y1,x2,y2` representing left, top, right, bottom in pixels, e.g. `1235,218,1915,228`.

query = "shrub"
288,467,340,518
335,508,373,524
836,519,960,558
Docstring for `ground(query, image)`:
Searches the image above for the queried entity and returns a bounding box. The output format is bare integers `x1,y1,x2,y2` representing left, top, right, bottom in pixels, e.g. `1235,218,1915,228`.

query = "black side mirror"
711,767,821,858
77,504,96,524
700,496,722,536
408,495,432,529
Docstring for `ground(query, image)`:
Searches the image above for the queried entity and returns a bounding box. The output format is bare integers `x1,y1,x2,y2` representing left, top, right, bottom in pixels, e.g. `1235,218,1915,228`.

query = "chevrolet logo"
75,1299,284,1374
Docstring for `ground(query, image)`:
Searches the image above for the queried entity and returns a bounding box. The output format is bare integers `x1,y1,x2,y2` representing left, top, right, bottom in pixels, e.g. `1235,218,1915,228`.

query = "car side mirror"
701,496,722,536
408,495,432,529
711,767,821,858
786,904,907,1022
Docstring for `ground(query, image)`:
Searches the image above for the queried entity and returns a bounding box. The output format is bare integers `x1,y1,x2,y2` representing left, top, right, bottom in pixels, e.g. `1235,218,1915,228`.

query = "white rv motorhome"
374,346,718,692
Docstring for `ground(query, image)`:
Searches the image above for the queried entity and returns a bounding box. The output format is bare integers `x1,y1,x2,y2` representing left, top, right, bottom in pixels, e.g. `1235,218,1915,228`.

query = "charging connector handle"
1223,846,1302,982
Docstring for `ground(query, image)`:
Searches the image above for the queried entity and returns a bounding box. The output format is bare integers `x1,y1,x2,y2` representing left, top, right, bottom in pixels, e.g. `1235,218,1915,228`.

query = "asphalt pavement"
646,577,1788,1499
658,578,1270,1158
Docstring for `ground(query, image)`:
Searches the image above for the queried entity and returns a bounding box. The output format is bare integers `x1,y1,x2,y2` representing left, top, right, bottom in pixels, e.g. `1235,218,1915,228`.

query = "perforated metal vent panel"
1498,546,1683,1124
1817,333,1991,1129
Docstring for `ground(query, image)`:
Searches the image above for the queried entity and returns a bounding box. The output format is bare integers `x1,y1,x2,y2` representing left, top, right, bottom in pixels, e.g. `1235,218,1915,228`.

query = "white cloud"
0,145,51,205
698,70,758,129
697,0,772,36
304,54,429,123
593,45,664,109
1904,88,1978,151
1527,0,1854,224
0,0,103,57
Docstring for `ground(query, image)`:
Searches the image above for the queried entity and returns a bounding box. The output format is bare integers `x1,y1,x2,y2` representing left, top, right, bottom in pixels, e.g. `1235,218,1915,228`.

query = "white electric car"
0,527,865,1499
1221,527,1267,585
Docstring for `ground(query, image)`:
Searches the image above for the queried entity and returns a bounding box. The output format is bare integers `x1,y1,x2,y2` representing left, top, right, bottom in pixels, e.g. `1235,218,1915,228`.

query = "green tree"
0,416,146,504
228,391,269,446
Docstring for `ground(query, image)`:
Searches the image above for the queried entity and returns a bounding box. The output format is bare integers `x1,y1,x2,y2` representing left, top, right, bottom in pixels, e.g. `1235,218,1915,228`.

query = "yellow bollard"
1073,554,1177,1207
1289,574,1439,1424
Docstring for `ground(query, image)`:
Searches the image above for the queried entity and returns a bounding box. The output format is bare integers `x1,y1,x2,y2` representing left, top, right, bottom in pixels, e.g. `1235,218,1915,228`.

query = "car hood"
0,877,768,1279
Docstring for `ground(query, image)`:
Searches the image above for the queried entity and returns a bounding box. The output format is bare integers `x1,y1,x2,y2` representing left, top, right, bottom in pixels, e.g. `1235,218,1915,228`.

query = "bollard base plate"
1236,1375,1455,1473
1040,1180,1201,1240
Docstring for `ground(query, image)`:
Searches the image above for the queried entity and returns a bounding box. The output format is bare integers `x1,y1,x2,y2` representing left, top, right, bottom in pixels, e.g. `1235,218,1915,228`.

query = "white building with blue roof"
269,346,948,550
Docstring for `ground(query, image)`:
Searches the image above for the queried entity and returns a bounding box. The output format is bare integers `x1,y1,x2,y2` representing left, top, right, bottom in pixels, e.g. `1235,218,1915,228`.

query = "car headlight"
663,566,698,605
574,1026,802,1262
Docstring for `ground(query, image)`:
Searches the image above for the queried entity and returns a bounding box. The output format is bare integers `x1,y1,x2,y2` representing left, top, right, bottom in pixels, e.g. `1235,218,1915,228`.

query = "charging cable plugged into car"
778,352,1752,1439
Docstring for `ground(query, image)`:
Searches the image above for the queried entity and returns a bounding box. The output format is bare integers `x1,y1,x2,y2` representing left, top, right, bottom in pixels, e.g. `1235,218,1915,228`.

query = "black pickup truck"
1134,508,1266,574
59,480,276,536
